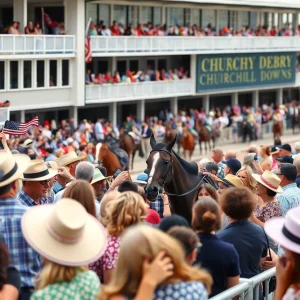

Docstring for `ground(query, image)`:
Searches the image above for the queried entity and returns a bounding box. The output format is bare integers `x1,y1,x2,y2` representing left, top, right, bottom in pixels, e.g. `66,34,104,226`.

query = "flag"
85,34,92,63
3,116,39,136
43,11,52,26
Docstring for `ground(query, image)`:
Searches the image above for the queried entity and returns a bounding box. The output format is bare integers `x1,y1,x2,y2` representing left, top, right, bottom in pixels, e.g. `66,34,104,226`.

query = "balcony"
91,36,300,57
0,35,75,58
85,79,192,104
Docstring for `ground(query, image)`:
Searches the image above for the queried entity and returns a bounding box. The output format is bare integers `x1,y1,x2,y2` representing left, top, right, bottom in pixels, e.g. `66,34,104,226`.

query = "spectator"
91,168,109,202
222,158,242,176
277,144,292,158
24,21,35,34
158,214,190,233
198,158,210,173
193,198,240,297
198,183,219,202
34,22,43,34
294,154,300,187
224,151,237,161
211,148,224,178
8,21,20,34
259,145,272,171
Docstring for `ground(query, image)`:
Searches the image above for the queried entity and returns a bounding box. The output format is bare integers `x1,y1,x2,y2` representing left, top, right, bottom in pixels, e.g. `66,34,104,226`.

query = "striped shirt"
17,190,50,207
276,183,300,216
217,162,225,179
0,197,42,288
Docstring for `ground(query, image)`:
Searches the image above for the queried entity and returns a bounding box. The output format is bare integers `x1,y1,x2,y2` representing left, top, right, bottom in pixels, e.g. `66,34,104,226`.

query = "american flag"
3,116,39,136
85,33,92,64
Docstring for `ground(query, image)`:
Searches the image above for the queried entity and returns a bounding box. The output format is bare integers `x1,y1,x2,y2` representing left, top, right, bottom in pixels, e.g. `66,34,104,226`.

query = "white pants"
141,137,151,158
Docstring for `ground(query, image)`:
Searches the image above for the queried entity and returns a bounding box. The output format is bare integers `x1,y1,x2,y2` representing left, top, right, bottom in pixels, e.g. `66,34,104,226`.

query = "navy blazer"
142,126,152,138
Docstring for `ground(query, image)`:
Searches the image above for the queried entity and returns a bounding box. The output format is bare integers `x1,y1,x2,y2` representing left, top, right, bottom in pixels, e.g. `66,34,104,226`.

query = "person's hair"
294,154,300,171
261,145,271,156
0,182,13,196
118,181,138,193
75,161,94,181
36,260,86,290
137,186,146,201
0,241,9,290
248,145,258,154
220,187,256,220
55,149,64,158
243,153,257,172
212,148,223,157
100,191,120,227
62,180,96,217
274,138,282,146
266,188,277,197
167,226,200,257
158,214,190,232
105,192,147,236
281,163,297,182
205,162,218,174
192,198,221,232
99,225,212,300
198,183,218,202
236,166,257,192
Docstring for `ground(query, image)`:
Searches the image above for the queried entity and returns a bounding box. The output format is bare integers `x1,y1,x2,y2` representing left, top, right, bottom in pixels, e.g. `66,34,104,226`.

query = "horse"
164,123,181,154
145,135,211,223
195,119,213,154
119,128,141,170
272,120,283,141
181,126,194,161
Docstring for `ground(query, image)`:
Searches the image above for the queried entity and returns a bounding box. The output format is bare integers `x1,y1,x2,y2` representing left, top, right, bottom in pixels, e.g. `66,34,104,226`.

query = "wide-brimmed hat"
57,151,81,167
0,152,30,188
252,171,283,193
21,198,107,266
91,169,110,185
46,160,58,170
133,173,148,186
265,206,300,254
21,139,33,148
217,174,244,187
20,160,58,181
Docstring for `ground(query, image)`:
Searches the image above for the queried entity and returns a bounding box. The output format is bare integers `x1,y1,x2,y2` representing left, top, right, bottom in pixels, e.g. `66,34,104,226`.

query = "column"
203,94,209,114
231,92,238,107
162,6,166,25
110,4,114,24
252,90,259,108
276,88,283,106
293,13,299,30
20,110,25,123
215,10,219,32
64,0,85,107
190,55,196,94
112,57,117,73
109,102,117,128
13,0,27,32
278,13,283,29
69,106,78,127
170,97,178,116
137,99,145,122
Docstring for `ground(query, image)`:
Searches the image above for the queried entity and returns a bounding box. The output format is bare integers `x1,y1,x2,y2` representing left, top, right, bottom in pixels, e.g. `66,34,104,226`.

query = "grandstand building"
1,0,300,126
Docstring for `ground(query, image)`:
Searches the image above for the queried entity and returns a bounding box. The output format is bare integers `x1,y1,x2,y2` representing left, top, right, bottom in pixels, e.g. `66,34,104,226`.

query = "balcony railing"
0,35,75,56
85,79,192,103
91,36,300,56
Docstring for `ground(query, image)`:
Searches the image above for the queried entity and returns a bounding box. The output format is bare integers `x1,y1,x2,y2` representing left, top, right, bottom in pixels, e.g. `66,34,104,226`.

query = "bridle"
146,149,207,197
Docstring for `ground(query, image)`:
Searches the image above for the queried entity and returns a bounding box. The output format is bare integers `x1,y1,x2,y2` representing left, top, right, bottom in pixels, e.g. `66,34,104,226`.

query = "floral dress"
254,201,282,222
89,235,120,283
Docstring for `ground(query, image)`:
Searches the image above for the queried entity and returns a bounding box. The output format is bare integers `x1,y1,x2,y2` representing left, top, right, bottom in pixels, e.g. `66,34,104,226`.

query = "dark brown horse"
195,119,212,154
145,135,210,223
164,123,181,154
181,126,194,161
272,120,283,141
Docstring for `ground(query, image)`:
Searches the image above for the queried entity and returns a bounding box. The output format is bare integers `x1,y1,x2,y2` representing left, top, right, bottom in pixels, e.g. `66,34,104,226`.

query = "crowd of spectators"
89,20,300,37
86,66,190,85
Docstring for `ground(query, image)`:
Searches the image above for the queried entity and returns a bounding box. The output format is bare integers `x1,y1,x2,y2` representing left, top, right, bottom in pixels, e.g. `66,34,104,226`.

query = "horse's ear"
166,134,177,152
150,134,156,149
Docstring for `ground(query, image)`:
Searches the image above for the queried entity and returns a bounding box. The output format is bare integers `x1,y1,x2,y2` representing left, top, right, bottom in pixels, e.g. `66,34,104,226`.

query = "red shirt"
111,25,119,36
146,208,161,225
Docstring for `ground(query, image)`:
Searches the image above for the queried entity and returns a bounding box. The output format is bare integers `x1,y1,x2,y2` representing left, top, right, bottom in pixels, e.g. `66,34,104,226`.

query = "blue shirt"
276,183,300,216
17,190,50,207
296,176,300,188
217,220,268,278
0,197,42,288
196,233,240,297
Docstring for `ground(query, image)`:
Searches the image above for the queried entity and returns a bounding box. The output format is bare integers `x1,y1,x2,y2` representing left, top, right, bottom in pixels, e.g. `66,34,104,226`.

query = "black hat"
158,214,190,232
275,156,294,164
276,144,292,153
222,158,242,175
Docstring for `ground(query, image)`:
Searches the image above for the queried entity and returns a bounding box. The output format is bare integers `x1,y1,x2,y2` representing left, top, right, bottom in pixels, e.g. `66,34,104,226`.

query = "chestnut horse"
181,126,194,161
272,120,283,141
195,119,212,154
95,143,122,176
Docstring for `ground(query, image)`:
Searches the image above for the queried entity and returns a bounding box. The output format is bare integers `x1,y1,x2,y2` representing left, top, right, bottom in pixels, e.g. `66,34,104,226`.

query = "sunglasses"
39,179,51,185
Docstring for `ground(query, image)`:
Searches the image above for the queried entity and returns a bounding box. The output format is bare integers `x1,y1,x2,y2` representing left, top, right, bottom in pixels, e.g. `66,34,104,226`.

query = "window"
0,62,4,90
141,7,152,24
238,11,249,29
37,60,45,88
117,61,127,76
158,59,167,70
202,9,215,28
153,7,161,25
169,8,184,26
114,5,126,26
129,60,138,72
249,12,257,29
10,61,18,89
62,60,69,86
219,10,229,30
98,4,109,26
49,60,57,87
191,9,200,26
23,61,32,89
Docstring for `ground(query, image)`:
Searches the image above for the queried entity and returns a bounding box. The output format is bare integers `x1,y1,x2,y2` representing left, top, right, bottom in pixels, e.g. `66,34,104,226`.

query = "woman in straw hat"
265,207,300,300
99,225,212,300
21,199,107,300
89,192,147,284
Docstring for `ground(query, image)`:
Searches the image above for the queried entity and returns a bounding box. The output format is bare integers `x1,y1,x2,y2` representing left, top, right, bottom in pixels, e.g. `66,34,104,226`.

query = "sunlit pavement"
130,129,300,176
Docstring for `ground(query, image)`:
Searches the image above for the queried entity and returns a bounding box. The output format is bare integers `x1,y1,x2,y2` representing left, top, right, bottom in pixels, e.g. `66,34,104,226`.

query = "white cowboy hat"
57,151,81,167
0,152,30,188
46,160,58,170
91,169,111,185
21,198,107,266
21,139,33,148
252,170,283,193
20,160,58,181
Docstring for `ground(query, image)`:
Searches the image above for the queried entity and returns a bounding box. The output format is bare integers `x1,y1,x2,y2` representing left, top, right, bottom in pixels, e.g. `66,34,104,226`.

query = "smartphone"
254,155,258,161
113,169,122,179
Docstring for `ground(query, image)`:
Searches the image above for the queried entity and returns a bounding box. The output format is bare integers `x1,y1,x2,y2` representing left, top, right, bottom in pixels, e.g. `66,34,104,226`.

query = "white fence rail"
0,35,75,55
91,36,300,55
85,79,192,103
210,268,276,300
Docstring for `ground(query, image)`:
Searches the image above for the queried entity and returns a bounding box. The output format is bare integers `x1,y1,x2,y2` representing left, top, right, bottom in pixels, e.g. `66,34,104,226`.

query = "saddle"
106,135,129,169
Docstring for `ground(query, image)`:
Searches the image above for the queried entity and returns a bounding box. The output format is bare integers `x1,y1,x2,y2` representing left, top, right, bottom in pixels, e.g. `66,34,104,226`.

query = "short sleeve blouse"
254,201,282,223
283,285,300,300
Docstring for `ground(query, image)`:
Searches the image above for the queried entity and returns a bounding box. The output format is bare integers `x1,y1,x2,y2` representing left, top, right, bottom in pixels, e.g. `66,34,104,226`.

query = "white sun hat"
20,160,58,181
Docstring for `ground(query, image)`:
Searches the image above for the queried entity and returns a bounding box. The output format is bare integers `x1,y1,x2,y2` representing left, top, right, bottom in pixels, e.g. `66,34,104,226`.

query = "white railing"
85,79,192,103
210,268,276,300
0,35,75,55
91,36,300,55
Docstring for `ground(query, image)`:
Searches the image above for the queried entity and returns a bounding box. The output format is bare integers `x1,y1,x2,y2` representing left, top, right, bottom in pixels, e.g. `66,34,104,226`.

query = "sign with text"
196,52,296,92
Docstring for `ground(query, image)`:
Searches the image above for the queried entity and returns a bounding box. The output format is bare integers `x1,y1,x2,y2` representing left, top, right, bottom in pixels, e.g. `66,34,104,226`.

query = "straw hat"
91,169,110,185
21,198,107,266
217,174,244,187
21,139,33,148
20,160,58,181
265,206,300,254
0,152,30,188
46,160,58,170
57,151,81,167
252,171,283,193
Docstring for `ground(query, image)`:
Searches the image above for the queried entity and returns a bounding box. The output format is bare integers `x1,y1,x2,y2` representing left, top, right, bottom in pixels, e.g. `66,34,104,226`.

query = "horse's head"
145,134,176,201
95,143,108,164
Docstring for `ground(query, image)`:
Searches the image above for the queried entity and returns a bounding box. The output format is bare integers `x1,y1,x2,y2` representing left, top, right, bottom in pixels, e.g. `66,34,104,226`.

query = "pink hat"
265,207,300,254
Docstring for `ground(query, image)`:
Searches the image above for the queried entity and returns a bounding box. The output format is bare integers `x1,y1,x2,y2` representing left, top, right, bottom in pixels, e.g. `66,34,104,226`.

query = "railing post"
63,36,66,54
13,35,15,55
43,35,46,55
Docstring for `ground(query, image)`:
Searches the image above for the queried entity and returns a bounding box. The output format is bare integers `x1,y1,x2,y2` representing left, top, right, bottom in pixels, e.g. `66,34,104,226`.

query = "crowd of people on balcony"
89,20,300,37
85,66,190,85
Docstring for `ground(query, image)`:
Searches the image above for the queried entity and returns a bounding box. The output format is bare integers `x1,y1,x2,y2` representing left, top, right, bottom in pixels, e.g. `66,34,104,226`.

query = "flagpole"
41,7,45,34
86,17,92,36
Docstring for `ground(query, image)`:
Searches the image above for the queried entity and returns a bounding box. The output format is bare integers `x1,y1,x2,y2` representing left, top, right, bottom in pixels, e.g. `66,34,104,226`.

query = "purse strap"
261,226,272,261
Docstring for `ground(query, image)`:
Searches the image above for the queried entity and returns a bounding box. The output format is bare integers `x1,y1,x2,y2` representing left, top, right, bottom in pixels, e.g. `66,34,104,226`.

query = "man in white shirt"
95,118,105,141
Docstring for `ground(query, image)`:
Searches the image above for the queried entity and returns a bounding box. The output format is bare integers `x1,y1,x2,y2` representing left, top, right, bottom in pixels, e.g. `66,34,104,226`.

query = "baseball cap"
222,158,241,174
270,146,279,155
276,144,292,153
276,156,294,164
